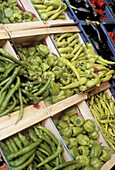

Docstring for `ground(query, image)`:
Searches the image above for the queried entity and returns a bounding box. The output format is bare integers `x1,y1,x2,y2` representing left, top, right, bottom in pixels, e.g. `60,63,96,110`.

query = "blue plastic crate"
101,22,115,49
104,0,115,16
87,0,115,21
62,0,101,22
80,22,115,61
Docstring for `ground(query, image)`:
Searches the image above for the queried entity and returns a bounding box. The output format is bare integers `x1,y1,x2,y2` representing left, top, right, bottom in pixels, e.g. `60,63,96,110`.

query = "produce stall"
0,0,115,169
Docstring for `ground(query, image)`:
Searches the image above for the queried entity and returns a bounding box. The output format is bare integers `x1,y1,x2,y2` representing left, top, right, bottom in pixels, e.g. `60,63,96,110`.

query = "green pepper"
22,47,29,57
60,127,72,138
46,53,58,66
77,134,89,146
78,146,90,156
43,71,55,81
83,119,96,132
44,96,52,104
52,117,58,126
41,63,50,72
4,8,13,18
69,138,78,148
76,155,90,167
28,47,36,56
61,114,69,122
90,141,102,158
60,73,71,85
1,18,11,24
36,44,50,57
51,90,65,103
62,136,70,146
23,11,32,20
70,115,78,123
99,146,111,162
64,89,74,98
90,157,103,170
63,106,77,116
88,130,99,140
73,116,84,127
10,13,22,23
69,147,79,159
72,127,83,137
43,0,67,10
58,120,68,128
52,66,62,79
49,81,60,95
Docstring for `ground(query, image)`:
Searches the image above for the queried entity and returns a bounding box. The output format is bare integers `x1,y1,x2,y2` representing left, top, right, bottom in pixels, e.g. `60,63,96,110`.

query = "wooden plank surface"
0,101,48,140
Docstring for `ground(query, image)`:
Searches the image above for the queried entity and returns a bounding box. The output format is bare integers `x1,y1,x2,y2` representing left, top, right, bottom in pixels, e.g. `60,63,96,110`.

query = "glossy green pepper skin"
69,138,78,148
73,116,84,127
90,157,103,170
58,120,68,128
62,136,70,146
90,141,102,158
51,90,66,103
76,155,90,167
64,89,74,98
60,127,72,138
63,106,77,116
77,134,89,146
36,44,50,57
72,127,83,137
42,71,55,81
88,130,100,140
60,72,71,85
99,146,111,162
83,119,96,132
28,46,36,56
41,63,50,72
49,81,60,95
46,54,58,67
78,146,90,156
52,66,62,79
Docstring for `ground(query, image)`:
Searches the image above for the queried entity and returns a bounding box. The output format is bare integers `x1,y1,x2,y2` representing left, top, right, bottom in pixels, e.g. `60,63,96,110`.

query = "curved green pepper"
78,146,90,156
77,134,89,146
63,106,77,116
90,157,103,170
64,89,74,98
99,146,111,162
52,66,62,79
83,165,94,170
58,120,68,128
28,47,36,56
83,119,96,132
90,141,102,158
60,73,71,85
41,63,50,72
35,56,42,64
60,127,72,138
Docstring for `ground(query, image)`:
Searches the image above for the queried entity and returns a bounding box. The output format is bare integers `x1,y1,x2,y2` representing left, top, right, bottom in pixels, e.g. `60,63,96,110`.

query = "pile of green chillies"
87,91,115,153
53,32,115,90
31,0,67,20
0,0,38,24
0,48,51,122
52,105,112,170
0,124,66,169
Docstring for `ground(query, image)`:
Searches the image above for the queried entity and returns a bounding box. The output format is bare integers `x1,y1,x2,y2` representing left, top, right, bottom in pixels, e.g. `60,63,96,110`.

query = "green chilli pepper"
52,66,62,79
60,72,71,85
51,90,65,103
72,127,83,136
36,44,50,57
69,147,79,159
49,81,60,95
43,71,55,81
88,130,99,140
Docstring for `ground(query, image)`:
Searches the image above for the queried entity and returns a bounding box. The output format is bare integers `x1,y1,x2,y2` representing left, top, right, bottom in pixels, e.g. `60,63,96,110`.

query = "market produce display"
68,0,101,21
53,32,115,89
86,91,115,153
31,0,67,20
0,124,68,169
0,152,8,170
89,0,106,20
108,31,115,44
0,0,38,24
0,48,51,121
52,105,111,169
